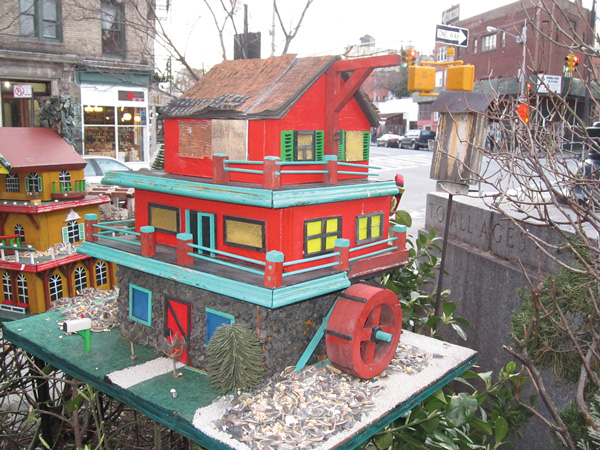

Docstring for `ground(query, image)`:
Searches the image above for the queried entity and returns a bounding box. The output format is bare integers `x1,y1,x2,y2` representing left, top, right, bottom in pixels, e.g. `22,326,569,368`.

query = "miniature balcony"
50,179,88,200
80,215,409,309
212,154,379,189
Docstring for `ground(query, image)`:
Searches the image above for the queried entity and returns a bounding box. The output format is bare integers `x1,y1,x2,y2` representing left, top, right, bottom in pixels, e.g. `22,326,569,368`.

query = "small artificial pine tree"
206,322,265,393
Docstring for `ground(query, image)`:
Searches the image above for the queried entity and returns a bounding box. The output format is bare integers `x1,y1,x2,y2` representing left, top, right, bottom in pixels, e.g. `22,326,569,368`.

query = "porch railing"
214,154,380,189
84,214,407,289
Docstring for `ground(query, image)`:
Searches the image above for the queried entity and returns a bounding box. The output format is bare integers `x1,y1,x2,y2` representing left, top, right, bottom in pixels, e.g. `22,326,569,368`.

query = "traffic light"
405,49,418,66
564,54,580,73
517,102,530,125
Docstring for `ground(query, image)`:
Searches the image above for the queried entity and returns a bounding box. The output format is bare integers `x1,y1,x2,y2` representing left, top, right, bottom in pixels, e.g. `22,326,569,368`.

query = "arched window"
74,267,87,293
2,273,12,302
16,274,28,305
66,220,81,243
95,261,108,286
14,224,25,244
49,274,63,302
6,174,20,193
26,172,42,193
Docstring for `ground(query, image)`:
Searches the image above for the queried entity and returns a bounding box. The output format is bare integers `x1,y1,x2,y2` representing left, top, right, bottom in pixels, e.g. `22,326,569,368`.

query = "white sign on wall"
13,85,32,98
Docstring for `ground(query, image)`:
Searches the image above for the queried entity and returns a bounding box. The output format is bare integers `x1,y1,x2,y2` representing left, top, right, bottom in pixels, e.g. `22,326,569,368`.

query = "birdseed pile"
213,343,433,450
49,287,119,332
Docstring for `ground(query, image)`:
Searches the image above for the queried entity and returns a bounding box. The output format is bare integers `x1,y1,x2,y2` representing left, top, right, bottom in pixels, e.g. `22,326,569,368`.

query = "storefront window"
1,80,49,127
83,104,146,162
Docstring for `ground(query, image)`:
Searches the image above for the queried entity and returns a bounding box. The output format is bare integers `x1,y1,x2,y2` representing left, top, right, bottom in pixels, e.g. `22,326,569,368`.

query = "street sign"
537,74,562,94
442,5,460,25
13,85,32,98
435,24,469,47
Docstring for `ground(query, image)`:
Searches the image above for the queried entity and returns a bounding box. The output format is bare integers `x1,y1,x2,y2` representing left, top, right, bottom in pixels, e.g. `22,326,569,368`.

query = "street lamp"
486,20,527,97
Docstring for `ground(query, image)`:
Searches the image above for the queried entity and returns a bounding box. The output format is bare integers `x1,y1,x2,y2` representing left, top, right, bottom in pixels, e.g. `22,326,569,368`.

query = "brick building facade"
0,0,157,168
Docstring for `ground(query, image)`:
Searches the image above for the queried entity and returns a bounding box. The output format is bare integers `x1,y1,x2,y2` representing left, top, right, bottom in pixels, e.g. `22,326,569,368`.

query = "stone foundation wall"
116,266,337,375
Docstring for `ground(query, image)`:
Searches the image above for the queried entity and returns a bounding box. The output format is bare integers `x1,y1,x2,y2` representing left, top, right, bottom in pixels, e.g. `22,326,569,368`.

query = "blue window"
129,284,152,326
205,308,234,345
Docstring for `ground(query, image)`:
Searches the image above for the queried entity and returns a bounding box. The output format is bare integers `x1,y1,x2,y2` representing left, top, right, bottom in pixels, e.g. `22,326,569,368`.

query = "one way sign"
435,24,469,47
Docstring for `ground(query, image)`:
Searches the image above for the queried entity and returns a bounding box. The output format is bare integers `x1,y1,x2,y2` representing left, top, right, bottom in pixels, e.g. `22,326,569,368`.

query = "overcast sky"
161,0,593,72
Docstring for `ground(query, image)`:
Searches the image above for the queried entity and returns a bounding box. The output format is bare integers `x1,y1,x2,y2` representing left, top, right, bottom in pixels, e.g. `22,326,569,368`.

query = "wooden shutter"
337,130,346,161
280,130,295,161
362,131,370,160
314,130,324,161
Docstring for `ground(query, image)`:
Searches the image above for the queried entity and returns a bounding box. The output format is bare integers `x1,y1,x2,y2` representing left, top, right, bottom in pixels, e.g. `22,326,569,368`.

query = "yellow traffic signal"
408,66,436,92
446,65,475,91
564,54,580,73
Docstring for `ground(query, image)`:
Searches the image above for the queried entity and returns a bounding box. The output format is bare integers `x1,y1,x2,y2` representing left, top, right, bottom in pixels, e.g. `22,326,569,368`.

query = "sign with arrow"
435,24,469,47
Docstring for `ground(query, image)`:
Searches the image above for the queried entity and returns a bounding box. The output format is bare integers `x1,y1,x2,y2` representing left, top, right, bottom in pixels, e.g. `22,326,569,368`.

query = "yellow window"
307,238,322,253
358,217,368,241
371,215,381,238
326,219,338,233
306,221,322,236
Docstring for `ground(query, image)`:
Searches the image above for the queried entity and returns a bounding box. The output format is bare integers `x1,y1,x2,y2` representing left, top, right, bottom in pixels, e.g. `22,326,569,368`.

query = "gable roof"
0,128,86,173
161,54,380,125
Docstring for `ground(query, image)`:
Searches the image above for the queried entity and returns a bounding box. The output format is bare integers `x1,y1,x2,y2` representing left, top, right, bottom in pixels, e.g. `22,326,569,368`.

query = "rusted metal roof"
0,128,86,173
161,54,379,123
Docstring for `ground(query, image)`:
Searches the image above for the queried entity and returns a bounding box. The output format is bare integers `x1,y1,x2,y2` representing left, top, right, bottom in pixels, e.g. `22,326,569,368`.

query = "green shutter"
61,226,69,243
25,177,30,192
337,130,346,161
78,223,85,241
314,130,324,161
280,130,295,161
362,131,371,160
37,177,43,192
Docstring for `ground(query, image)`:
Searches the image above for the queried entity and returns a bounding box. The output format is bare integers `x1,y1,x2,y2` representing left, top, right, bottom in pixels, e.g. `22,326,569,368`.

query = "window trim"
16,273,28,305
19,0,62,41
74,266,87,292
101,0,126,57
6,174,20,193
129,284,152,326
49,274,63,301
481,33,497,53
356,212,384,245
304,216,342,257
95,261,108,286
223,216,266,252
148,203,180,235
205,307,235,345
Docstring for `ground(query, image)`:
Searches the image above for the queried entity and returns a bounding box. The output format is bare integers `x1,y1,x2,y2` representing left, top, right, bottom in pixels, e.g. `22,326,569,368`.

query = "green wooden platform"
2,311,477,450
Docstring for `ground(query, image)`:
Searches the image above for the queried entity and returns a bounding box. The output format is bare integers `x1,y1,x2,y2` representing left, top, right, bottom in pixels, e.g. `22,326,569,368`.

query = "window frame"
16,273,28,305
6,174,20,193
304,216,342,257
481,34,497,53
148,203,180,235
101,0,126,57
19,0,62,41
95,261,108,286
74,266,88,292
356,212,384,245
49,274,63,301
223,216,266,252
26,172,42,193
2,273,13,302
129,284,152,326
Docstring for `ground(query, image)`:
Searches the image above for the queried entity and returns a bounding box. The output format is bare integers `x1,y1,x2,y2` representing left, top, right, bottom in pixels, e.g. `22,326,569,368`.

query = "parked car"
376,133,402,148
400,130,436,149
84,156,133,185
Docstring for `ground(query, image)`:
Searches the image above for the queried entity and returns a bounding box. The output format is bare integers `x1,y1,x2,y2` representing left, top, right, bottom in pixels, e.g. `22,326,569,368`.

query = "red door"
165,299,191,364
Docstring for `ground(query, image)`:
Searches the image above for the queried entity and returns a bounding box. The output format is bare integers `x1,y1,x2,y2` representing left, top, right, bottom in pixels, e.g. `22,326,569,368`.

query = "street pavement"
369,146,436,237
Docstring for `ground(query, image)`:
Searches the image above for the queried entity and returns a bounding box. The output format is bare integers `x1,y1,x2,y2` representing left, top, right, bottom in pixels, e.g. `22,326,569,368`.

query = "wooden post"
177,233,194,266
324,155,339,185
213,153,230,184
263,156,281,190
392,225,407,250
140,226,156,257
264,251,284,288
84,214,98,242
334,238,350,270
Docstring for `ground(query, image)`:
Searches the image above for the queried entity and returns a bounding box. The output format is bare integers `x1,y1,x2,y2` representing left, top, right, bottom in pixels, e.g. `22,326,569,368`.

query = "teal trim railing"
92,219,141,247
349,236,398,262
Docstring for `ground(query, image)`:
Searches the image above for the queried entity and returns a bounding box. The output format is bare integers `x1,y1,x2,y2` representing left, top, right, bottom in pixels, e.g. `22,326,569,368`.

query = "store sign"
13,85,32,98
537,75,562,94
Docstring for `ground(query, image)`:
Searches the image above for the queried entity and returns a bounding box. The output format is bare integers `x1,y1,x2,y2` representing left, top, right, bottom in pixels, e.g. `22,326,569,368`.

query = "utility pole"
271,0,276,57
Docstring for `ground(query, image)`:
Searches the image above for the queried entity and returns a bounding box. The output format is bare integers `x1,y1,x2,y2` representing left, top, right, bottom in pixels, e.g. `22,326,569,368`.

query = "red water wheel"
325,283,402,379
